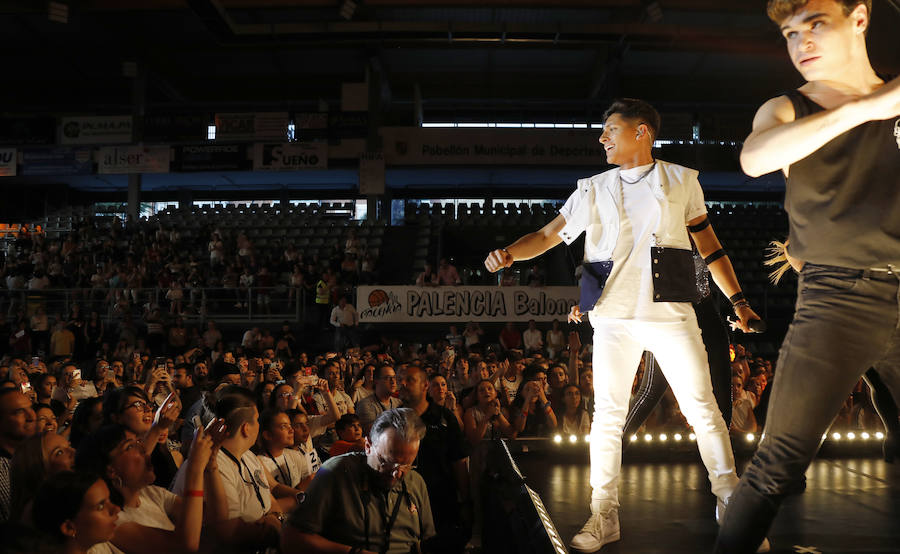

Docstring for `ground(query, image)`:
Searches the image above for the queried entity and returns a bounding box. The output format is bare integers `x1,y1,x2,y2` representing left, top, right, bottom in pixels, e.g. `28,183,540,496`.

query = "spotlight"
876,432,885,440
569,434,578,444
553,434,562,444
847,432,856,440
832,432,841,441
689,433,696,441
862,432,871,440
746,433,755,442
629,434,638,442
659,434,667,442
584,435,591,443
673,433,682,441
644,433,653,442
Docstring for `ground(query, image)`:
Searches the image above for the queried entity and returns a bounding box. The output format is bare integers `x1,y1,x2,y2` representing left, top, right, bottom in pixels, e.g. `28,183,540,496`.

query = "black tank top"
783,88,900,269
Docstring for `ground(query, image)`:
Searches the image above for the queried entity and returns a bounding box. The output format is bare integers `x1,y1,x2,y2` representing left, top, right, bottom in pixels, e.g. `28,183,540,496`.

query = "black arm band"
703,249,727,265
687,217,711,233
729,291,747,305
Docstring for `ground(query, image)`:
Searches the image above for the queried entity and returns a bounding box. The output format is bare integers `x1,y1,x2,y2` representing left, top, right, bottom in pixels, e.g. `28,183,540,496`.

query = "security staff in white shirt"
485,98,761,553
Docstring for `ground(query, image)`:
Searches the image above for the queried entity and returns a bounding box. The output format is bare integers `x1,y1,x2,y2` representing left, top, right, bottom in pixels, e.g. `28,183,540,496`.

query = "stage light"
584,435,591,443
689,433,696,441
644,433,653,442
832,432,841,441
659,434,667,442
629,434,638,442
673,433,682,441
862,432,871,440
569,434,578,444
553,434,562,444
746,433,755,442
847,432,856,440
876,432,885,440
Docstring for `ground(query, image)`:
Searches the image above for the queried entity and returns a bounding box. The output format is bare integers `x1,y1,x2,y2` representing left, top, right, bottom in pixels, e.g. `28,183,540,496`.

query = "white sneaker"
569,510,620,552
716,497,771,553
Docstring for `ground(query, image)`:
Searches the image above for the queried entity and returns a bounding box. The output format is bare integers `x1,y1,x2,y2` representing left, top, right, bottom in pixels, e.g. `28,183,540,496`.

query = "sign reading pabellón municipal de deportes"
357,286,578,323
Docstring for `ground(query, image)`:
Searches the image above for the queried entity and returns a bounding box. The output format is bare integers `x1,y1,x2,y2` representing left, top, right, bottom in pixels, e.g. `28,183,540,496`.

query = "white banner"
60,115,132,145
253,142,328,170
380,127,608,165
357,286,578,323
97,146,171,174
0,148,16,176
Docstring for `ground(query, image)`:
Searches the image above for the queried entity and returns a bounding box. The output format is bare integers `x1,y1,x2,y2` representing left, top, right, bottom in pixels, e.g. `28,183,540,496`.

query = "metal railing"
0,286,312,322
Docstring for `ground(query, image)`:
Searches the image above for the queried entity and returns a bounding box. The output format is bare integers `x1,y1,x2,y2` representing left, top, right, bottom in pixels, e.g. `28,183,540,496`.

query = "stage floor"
514,453,900,553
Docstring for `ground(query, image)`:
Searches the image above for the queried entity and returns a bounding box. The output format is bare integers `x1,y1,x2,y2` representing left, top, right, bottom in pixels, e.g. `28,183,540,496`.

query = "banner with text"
252,142,328,170
0,148,16,176
175,144,248,172
60,116,132,145
97,146,171,174
380,127,608,165
357,286,578,323
22,147,92,176
215,112,289,141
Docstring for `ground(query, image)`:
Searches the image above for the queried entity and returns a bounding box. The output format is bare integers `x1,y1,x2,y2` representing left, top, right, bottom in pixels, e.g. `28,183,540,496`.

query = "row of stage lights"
551,431,886,445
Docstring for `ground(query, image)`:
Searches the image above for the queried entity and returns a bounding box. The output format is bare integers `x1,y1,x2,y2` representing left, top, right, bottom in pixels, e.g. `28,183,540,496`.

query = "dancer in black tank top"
716,1,900,552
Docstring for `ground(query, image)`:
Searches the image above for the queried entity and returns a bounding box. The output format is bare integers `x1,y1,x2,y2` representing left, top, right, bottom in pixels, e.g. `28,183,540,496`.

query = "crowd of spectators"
3,270,887,553
0,217,377,320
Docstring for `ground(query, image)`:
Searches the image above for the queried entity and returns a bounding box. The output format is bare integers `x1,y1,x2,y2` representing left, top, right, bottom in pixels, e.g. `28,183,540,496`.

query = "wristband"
729,291,747,305
500,248,513,265
186,490,204,497
542,402,552,411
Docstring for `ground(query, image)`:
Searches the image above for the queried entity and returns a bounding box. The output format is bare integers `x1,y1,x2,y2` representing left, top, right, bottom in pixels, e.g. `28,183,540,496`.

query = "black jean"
715,264,900,553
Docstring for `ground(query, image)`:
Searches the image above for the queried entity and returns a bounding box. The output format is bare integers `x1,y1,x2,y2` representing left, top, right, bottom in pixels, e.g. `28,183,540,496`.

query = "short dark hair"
767,0,871,25
33,471,104,542
259,407,287,434
602,98,662,141
101,386,148,424
335,413,360,433
73,424,129,507
215,387,258,438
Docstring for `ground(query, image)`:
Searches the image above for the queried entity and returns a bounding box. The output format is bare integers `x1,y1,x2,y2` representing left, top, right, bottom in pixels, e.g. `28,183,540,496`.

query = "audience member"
281,408,435,554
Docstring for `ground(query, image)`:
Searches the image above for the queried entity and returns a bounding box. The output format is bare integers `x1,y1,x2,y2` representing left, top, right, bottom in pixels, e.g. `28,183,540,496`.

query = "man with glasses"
356,365,402,435
282,407,435,554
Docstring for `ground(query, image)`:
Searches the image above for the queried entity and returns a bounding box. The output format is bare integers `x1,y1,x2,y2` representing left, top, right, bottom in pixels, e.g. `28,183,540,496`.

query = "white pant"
588,313,739,513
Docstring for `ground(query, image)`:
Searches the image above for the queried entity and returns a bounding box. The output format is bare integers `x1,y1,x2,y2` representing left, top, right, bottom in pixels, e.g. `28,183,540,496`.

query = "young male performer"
484,98,764,552
715,1,900,552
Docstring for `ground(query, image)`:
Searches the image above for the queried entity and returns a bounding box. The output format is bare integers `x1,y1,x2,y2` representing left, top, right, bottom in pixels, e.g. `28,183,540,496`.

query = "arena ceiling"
3,0,899,123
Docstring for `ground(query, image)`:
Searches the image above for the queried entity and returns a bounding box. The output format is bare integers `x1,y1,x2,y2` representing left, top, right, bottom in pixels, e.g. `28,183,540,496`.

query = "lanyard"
221,447,266,511
363,477,408,554
266,449,292,486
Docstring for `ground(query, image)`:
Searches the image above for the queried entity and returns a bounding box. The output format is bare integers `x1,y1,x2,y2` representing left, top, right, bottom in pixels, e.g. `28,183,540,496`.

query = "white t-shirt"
314,389,354,416
591,162,703,322
523,329,543,350
258,449,307,489
499,375,522,405
117,485,176,531
172,449,271,522
296,439,322,476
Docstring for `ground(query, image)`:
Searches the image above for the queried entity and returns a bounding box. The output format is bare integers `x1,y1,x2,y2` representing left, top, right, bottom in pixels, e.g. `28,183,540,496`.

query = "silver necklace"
619,161,656,185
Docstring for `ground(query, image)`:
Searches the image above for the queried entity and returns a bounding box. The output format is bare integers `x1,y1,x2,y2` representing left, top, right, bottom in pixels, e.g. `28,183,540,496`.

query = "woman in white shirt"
74,422,225,554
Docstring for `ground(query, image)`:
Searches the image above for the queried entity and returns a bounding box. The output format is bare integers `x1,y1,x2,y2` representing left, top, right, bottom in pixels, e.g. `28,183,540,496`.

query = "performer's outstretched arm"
688,215,760,333
740,76,900,177
484,214,566,272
